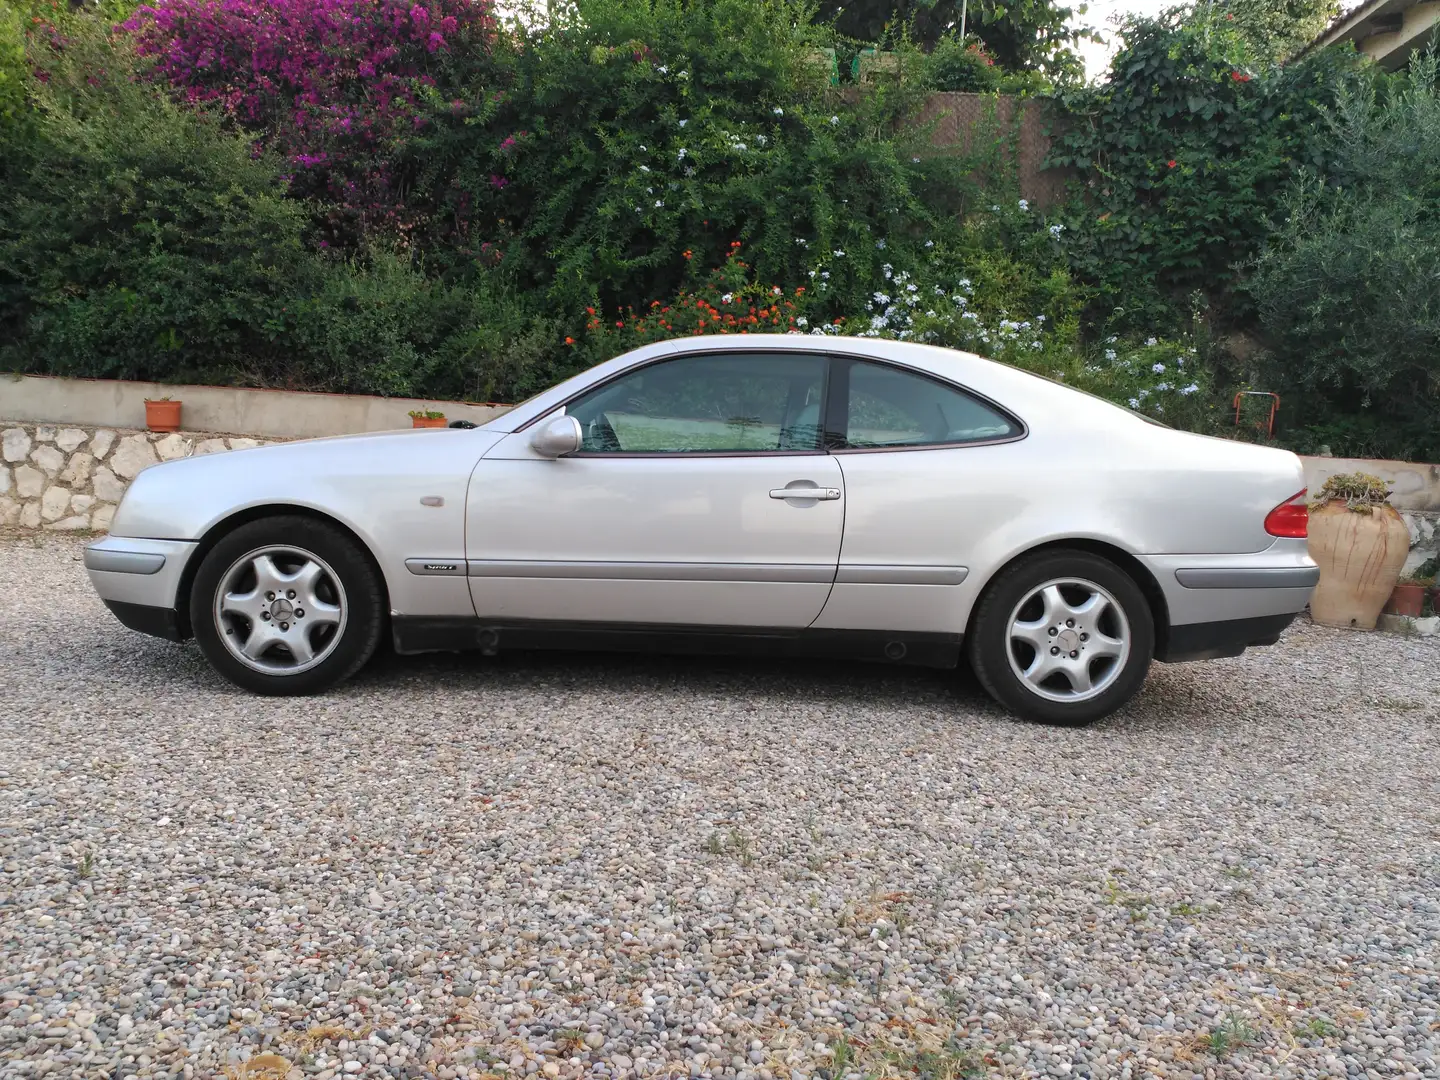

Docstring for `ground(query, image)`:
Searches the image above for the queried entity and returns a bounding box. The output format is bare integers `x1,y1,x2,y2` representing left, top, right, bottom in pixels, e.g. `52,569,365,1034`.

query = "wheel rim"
213,545,348,676
1005,577,1131,704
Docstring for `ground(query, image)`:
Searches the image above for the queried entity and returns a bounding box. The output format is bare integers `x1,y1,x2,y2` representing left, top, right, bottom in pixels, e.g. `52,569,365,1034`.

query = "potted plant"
1387,556,1439,617
1385,571,1432,617
409,409,447,429
1307,472,1411,629
144,396,182,433
1421,557,1440,613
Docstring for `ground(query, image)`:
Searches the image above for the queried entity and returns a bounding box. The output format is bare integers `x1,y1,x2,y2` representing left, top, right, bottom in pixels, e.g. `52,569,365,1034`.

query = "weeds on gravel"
1294,1016,1339,1039
1207,1013,1258,1058
1103,877,1152,921
1168,901,1220,917
701,829,755,866
730,828,754,866
903,1037,984,1080
224,1054,291,1080
555,1029,587,1053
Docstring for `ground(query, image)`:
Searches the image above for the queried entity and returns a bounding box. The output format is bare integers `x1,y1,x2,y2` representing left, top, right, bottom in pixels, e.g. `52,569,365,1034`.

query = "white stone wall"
0,423,279,533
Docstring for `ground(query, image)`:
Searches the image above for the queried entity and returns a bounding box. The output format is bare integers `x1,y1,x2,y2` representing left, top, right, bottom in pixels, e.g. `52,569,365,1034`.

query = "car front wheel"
968,549,1154,725
190,516,385,695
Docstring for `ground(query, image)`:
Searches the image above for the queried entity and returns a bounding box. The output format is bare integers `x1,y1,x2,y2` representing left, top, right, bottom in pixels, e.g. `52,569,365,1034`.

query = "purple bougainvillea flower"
122,0,495,243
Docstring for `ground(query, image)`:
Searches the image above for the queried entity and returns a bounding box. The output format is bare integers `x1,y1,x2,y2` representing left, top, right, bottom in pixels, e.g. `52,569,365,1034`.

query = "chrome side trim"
405,558,467,577
82,547,166,575
465,560,836,584
835,565,969,586
1175,566,1320,590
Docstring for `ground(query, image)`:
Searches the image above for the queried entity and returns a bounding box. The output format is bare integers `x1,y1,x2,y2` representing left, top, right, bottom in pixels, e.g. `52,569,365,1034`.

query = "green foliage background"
1,0,1437,461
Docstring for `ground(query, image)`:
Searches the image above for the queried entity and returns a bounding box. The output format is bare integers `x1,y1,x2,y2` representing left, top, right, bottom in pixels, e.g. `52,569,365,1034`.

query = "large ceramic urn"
1308,500,1411,629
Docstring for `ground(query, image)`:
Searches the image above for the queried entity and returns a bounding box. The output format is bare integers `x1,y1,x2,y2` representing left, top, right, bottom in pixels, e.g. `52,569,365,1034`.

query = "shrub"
407,0,979,317
0,16,561,402
578,244,822,360
1247,49,1440,462
1047,8,1377,339
925,35,1002,93
0,18,319,378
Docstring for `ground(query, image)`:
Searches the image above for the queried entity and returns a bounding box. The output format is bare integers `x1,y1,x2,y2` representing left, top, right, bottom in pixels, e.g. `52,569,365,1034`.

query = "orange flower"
564,336,575,345
682,250,693,259
586,306,596,315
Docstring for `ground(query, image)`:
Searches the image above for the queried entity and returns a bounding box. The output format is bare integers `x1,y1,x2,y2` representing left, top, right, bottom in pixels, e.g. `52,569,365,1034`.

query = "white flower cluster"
852,271,1050,356
1102,342,1203,415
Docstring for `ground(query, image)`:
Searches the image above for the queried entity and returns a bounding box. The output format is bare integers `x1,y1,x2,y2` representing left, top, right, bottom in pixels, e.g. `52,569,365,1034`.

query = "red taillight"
1265,489,1309,538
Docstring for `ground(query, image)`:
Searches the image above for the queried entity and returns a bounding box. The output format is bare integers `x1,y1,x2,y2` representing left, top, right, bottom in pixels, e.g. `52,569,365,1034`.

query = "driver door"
465,350,844,628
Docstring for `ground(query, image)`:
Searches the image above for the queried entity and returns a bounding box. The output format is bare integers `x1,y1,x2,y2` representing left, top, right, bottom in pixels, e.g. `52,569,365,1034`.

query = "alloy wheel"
213,545,348,675
1004,577,1130,703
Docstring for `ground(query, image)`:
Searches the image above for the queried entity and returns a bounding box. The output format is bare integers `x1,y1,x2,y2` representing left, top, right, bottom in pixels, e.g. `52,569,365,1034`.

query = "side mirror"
529,413,583,458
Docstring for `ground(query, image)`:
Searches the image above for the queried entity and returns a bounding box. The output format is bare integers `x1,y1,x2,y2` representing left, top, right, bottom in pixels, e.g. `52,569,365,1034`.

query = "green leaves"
1048,7,1376,339
1247,50,1440,461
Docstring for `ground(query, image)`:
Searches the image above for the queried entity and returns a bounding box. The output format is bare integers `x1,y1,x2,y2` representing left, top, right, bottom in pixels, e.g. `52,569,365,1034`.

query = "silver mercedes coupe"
84,336,1318,724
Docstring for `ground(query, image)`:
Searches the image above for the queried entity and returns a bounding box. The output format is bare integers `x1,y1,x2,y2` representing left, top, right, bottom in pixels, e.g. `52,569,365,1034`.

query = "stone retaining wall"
1,422,281,532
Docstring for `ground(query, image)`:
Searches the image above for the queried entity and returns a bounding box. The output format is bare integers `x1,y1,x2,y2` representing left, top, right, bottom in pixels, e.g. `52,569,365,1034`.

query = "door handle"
769,486,842,501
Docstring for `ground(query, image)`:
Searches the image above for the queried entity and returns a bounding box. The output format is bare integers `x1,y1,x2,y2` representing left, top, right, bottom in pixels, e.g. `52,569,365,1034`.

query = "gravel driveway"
2,535,1437,1080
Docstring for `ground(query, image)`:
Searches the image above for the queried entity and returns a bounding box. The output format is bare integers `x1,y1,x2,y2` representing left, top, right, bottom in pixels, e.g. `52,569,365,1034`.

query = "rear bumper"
85,536,196,640
1143,539,1315,620
1141,538,1314,662
1173,565,1319,590
1156,612,1296,663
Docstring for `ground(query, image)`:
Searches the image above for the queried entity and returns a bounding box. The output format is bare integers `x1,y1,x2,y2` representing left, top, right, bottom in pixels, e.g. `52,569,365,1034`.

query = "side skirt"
392,617,963,670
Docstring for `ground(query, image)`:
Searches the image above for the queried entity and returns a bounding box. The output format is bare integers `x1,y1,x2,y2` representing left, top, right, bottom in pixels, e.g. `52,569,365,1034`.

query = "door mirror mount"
529,413,583,458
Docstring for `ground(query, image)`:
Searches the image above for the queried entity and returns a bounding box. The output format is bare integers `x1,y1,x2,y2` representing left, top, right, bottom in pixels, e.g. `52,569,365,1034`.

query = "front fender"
110,429,503,618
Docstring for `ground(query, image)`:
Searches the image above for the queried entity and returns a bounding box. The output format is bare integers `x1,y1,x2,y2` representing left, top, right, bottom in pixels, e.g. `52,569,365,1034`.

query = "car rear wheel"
968,549,1154,725
190,516,385,695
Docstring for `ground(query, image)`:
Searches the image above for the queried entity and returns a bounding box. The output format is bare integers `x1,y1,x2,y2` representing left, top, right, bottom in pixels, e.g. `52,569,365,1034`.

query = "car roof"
485,334,1145,435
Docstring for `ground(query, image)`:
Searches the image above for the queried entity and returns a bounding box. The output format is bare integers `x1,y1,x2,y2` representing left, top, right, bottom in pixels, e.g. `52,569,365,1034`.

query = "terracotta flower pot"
144,399,182,433
411,415,447,428
1384,583,1426,617
1307,500,1411,629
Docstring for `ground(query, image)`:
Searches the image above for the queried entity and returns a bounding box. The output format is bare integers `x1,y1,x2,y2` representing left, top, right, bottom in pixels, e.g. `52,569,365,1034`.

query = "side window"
566,353,827,454
841,360,1018,449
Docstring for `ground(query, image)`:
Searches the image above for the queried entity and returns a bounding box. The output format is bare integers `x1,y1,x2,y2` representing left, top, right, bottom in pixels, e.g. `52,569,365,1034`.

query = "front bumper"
84,536,197,640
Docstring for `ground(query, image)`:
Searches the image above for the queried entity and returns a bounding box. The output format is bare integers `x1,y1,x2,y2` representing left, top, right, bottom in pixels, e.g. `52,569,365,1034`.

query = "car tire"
967,548,1154,726
190,516,386,696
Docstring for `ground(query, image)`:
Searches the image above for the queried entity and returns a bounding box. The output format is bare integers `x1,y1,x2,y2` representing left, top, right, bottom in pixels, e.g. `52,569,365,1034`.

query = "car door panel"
813,358,1024,635
467,444,844,626
465,350,843,628
813,446,1020,633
